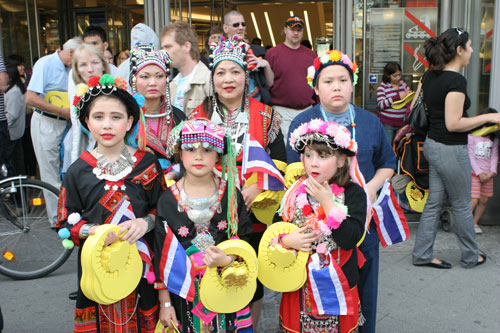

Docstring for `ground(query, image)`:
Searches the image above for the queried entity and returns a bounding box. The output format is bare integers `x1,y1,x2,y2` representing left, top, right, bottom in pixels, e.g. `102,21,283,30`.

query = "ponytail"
424,28,469,72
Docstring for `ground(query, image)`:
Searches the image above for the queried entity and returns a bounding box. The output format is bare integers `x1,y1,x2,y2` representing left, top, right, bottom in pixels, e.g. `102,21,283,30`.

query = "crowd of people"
0,10,498,333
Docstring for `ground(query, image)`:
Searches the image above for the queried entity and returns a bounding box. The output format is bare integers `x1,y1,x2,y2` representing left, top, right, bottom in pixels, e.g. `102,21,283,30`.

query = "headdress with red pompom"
73,74,147,150
306,50,359,87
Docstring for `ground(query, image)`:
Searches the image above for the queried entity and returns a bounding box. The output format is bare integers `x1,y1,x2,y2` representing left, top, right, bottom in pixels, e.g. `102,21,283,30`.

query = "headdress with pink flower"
306,50,359,88
289,119,357,156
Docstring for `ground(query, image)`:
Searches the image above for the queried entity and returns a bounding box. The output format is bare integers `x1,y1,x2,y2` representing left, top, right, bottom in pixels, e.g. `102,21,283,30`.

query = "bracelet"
143,215,155,232
81,224,97,238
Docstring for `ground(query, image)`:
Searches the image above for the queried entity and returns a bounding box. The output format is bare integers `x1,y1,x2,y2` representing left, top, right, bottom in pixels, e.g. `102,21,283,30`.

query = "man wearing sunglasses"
223,10,274,106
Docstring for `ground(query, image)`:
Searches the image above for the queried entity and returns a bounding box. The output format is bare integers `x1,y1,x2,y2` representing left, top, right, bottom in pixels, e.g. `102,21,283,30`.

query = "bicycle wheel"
0,178,73,279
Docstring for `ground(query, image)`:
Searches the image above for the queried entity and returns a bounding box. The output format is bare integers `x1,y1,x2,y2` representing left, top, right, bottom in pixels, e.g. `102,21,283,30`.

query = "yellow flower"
76,83,89,97
329,50,341,62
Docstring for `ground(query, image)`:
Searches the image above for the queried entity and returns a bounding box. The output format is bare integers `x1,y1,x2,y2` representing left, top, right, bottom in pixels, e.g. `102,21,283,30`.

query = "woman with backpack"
411,28,500,269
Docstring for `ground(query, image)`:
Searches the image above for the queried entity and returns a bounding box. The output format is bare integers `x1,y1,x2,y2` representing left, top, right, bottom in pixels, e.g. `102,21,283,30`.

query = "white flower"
67,212,81,225
307,65,316,79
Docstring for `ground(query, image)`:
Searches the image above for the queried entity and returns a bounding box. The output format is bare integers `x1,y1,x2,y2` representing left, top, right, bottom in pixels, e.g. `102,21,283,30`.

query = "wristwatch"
162,302,172,308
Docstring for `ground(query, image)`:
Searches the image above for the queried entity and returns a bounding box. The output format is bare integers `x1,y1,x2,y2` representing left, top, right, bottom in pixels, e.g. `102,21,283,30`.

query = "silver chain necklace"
93,145,137,182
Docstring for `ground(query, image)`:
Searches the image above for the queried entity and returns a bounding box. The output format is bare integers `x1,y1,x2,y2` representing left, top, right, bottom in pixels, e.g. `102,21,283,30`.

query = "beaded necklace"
320,103,356,140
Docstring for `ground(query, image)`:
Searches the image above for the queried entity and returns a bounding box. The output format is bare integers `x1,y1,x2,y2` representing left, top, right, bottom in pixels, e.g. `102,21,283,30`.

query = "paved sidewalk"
1,224,499,332
258,223,500,332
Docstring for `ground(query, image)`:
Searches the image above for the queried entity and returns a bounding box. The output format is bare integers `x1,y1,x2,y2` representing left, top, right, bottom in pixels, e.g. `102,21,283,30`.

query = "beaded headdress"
290,118,357,156
208,36,248,71
73,74,147,149
129,44,171,93
166,118,226,158
307,50,359,87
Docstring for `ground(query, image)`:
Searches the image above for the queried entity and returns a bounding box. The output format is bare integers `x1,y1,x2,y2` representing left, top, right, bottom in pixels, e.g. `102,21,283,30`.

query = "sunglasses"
232,22,246,28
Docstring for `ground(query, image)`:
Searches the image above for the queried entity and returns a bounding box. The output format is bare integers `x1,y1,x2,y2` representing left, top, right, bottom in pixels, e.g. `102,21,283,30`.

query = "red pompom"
88,76,100,87
302,205,313,216
313,58,322,70
73,95,81,106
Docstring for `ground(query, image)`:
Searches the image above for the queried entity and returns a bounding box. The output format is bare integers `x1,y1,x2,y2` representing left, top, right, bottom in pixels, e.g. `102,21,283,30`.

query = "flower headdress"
290,118,357,156
73,74,147,150
129,43,171,93
306,50,359,88
166,118,226,158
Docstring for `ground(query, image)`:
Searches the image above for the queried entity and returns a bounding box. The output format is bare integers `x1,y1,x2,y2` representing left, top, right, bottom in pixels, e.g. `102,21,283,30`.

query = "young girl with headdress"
190,36,286,325
57,74,166,332
279,119,367,333
153,118,254,332
129,44,186,178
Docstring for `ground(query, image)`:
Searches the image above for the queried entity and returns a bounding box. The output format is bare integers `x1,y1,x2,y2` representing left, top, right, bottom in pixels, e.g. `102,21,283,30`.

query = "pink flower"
334,131,351,148
331,184,345,196
178,226,190,237
308,119,324,131
318,221,332,236
217,220,228,230
316,242,327,254
326,124,339,138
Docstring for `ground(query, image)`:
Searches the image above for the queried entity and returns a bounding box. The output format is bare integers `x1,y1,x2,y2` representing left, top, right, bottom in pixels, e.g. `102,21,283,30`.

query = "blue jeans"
382,123,400,145
412,137,479,267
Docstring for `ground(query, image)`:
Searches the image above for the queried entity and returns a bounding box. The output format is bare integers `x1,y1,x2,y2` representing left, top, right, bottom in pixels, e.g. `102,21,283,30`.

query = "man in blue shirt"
26,37,80,227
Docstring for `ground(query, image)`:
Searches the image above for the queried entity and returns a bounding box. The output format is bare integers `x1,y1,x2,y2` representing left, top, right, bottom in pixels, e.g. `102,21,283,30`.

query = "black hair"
78,88,140,131
478,107,498,141
83,25,107,43
251,37,262,46
382,62,402,83
6,54,24,67
424,27,469,72
5,64,26,94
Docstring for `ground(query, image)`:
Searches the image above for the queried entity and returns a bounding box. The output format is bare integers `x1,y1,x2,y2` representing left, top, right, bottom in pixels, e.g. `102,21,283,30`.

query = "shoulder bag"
406,75,428,136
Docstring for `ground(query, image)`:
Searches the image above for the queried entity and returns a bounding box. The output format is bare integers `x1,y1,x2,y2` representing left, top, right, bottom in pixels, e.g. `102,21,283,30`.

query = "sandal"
475,254,487,267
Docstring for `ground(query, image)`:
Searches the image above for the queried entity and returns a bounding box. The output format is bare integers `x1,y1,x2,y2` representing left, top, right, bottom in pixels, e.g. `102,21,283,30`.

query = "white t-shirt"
172,64,197,110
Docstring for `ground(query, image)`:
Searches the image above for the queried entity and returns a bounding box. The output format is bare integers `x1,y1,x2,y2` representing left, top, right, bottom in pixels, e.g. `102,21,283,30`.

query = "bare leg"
250,299,263,332
471,198,479,221
473,196,489,226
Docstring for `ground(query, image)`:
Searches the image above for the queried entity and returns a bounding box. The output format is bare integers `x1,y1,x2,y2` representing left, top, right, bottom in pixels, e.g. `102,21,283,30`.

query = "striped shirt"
0,56,6,121
376,81,409,126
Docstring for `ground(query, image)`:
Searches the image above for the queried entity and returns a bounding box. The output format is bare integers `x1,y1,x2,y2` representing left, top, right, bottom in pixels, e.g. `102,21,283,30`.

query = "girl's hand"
305,177,333,207
242,183,263,211
103,231,119,247
282,226,320,252
118,218,148,244
203,246,232,267
159,305,178,329
479,173,489,183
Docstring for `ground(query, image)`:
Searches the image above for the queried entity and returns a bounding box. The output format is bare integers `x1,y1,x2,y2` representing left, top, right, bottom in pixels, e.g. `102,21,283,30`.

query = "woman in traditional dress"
129,44,186,177
190,36,286,326
57,74,166,332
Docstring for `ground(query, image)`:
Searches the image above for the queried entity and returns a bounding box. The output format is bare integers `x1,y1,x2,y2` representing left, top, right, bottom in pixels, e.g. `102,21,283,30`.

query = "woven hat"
209,36,249,71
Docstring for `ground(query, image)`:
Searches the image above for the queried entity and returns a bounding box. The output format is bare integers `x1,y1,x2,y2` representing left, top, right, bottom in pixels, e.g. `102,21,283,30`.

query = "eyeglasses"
231,22,246,28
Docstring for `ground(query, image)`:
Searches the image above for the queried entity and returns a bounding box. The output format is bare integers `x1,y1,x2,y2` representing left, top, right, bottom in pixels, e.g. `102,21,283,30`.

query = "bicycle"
0,175,73,279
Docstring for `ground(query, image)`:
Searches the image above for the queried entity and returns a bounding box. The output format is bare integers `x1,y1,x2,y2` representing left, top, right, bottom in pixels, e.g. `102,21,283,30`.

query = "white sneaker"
474,226,483,234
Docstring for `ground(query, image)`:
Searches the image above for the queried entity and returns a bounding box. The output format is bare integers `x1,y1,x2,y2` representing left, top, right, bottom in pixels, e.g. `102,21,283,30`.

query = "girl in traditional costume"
153,118,254,332
189,36,286,325
279,119,367,333
129,44,186,177
57,74,166,332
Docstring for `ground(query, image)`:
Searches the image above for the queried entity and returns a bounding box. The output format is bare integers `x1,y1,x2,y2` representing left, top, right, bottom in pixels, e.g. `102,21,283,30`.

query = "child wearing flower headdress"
153,118,254,332
57,74,166,332
287,50,396,333
279,119,367,333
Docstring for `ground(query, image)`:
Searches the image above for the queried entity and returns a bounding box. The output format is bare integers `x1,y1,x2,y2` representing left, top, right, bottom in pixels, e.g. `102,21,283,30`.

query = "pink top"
467,135,498,176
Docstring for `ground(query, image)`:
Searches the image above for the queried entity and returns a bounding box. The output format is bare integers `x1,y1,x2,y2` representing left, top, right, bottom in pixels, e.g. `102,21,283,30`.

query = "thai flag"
159,221,196,302
110,199,153,278
372,180,410,248
306,253,355,316
242,133,285,191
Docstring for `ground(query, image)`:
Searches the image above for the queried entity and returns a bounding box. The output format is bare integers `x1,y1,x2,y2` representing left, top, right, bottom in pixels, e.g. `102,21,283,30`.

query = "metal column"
144,0,171,36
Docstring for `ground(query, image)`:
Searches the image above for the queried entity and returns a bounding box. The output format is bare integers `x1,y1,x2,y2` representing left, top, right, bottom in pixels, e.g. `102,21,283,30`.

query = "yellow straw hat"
199,239,258,313
81,224,143,305
257,222,308,292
